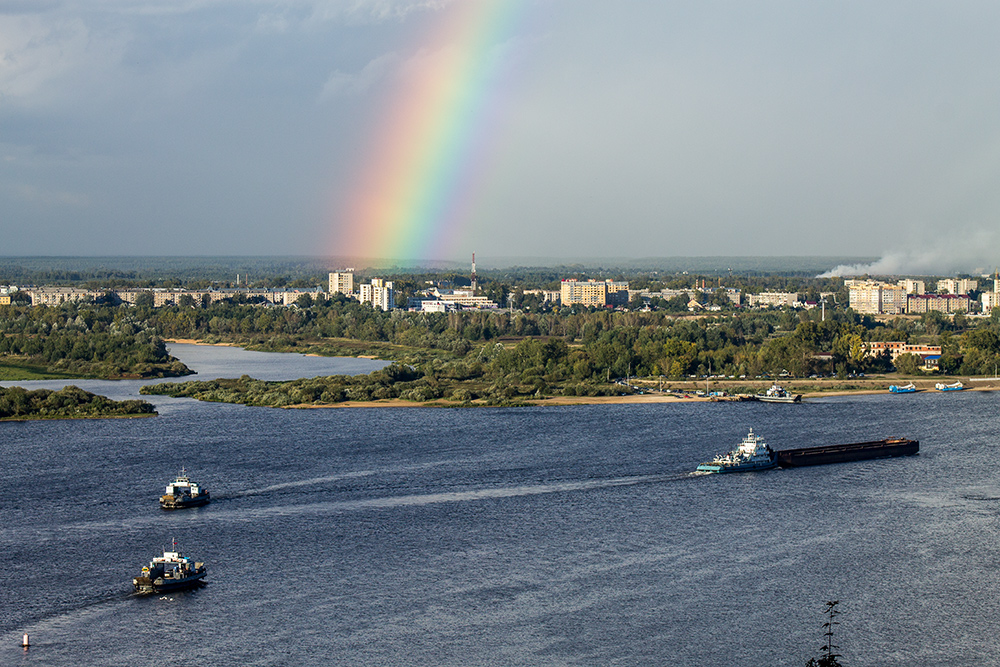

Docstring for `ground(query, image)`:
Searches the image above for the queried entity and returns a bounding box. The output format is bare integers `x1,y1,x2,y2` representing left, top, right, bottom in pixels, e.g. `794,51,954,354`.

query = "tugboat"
160,470,210,509
132,540,207,594
696,428,778,473
889,383,917,393
935,381,965,392
756,383,802,403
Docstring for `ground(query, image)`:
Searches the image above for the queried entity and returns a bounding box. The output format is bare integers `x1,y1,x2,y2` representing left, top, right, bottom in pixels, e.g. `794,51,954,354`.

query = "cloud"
6,182,90,208
319,52,400,100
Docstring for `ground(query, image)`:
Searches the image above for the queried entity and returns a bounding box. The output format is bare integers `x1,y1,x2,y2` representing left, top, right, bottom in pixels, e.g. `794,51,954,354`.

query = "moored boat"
934,381,964,392
756,384,802,403
696,428,777,473
889,383,917,393
160,470,210,509
132,540,206,595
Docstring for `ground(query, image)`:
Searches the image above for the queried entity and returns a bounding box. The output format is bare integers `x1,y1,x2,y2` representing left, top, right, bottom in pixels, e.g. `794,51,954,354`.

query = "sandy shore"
279,383,999,409
165,338,239,347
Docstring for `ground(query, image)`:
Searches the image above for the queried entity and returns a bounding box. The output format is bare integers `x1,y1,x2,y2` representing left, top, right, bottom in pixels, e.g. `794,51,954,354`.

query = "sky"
3,1,1000,273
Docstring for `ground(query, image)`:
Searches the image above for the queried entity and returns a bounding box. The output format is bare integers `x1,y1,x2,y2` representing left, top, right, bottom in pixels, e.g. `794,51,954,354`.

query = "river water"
2,346,999,666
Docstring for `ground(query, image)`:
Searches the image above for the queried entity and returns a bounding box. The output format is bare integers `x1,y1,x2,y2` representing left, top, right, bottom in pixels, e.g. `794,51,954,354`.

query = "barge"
776,438,918,468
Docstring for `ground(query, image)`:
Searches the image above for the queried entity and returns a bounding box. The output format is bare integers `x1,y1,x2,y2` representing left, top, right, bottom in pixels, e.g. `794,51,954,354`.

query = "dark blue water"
2,350,999,665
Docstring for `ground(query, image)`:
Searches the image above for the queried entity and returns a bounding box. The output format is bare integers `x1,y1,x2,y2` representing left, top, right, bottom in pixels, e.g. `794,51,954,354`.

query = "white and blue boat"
935,381,965,392
889,383,916,393
696,428,777,473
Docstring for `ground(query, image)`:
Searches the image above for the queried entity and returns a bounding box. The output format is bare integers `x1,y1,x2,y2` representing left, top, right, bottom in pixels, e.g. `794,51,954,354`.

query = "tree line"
0,385,155,420
6,295,1000,400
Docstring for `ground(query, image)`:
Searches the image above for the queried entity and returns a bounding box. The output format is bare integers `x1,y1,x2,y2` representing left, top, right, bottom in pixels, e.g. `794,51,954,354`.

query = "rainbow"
333,0,528,263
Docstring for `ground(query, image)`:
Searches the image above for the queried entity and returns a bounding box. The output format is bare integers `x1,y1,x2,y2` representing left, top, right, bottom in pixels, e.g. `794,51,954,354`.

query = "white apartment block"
897,279,925,295
522,289,561,303
360,278,394,311
983,291,1000,316
328,271,354,296
937,278,978,295
747,292,798,308
847,280,906,315
28,287,99,305
560,279,629,307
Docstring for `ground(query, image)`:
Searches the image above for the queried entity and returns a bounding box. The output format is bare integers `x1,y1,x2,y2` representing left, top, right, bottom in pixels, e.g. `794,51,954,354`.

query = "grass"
0,360,86,381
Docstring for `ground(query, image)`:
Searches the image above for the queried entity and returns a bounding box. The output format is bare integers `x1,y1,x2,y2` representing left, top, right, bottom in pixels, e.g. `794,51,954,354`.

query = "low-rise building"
28,287,98,306
747,291,799,308
865,341,942,369
521,289,560,303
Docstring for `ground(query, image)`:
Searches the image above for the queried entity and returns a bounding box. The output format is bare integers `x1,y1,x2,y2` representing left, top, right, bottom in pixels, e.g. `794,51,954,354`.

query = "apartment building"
360,278,394,311
847,280,906,315
936,278,977,295
746,292,798,308
865,341,942,361
328,271,354,296
906,293,970,314
560,279,630,307
28,287,99,306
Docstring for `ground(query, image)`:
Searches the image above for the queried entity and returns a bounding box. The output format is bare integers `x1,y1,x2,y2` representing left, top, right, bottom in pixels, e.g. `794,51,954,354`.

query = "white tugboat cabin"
159,469,210,509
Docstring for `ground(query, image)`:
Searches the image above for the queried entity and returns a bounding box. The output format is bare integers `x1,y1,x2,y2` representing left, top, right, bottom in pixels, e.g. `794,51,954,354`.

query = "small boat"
889,383,917,393
132,540,206,595
934,381,965,392
160,470,210,509
696,428,777,473
756,383,802,403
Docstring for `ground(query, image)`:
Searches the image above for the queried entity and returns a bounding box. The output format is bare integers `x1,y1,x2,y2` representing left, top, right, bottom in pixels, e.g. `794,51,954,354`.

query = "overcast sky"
3,1,1000,272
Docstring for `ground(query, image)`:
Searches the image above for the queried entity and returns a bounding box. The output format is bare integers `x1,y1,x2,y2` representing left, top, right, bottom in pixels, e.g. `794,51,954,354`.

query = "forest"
0,385,155,420
0,304,191,379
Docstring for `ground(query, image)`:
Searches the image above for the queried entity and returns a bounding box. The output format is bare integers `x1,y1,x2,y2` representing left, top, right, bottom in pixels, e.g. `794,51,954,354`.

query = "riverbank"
278,381,998,408
163,338,996,408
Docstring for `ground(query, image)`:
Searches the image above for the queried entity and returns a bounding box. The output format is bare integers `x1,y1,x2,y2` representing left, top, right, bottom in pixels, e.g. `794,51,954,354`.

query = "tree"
805,600,843,667
894,352,921,375
134,292,155,309
178,294,196,308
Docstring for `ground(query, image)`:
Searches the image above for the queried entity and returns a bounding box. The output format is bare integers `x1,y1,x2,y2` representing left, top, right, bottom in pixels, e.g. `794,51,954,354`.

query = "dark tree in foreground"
806,600,843,667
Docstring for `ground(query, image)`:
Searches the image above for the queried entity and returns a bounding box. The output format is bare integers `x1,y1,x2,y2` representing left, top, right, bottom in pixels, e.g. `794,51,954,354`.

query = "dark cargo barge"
776,438,918,468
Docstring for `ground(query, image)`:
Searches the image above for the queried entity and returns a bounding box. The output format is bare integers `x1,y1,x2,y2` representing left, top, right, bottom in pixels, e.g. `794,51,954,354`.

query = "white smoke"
820,233,1000,278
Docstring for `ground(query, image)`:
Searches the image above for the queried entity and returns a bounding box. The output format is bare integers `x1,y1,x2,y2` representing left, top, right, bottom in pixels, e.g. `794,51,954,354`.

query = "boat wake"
229,458,483,499
206,472,696,521
232,470,378,497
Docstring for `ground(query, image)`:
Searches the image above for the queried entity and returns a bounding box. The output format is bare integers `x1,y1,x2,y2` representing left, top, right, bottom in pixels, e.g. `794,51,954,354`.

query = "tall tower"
471,252,477,293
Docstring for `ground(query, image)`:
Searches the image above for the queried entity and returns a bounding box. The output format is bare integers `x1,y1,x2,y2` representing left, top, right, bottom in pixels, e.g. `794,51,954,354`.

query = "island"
0,385,156,420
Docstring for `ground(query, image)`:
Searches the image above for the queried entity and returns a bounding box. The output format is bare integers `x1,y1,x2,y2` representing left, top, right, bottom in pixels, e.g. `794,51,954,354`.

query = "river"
1,344,998,665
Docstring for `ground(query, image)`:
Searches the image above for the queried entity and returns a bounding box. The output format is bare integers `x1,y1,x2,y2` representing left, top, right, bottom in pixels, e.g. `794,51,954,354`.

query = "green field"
0,361,84,381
